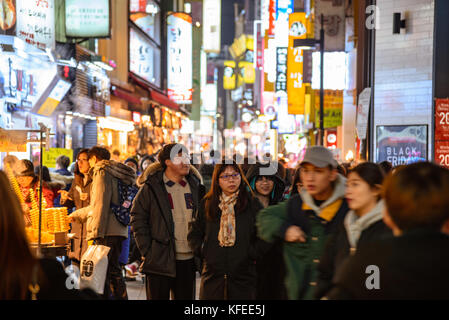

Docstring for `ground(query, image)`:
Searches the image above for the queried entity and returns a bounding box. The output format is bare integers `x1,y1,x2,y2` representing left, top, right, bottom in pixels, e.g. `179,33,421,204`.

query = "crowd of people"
1,143,449,300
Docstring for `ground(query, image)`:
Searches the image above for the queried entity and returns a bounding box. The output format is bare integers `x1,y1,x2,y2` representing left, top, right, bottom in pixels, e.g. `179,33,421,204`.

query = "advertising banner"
315,90,343,128
65,0,110,38
42,148,73,169
356,88,371,140
129,27,158,86
16,0,55,50
435,140,449,169
0,0,16,35
376,125,428,165
202,0,221,53
435,98,449,141
287,12,307,115
167,13,192,104
0,129,27,152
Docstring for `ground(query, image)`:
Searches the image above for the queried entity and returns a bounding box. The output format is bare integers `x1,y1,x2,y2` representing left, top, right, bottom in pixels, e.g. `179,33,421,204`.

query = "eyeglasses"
219,173,241,181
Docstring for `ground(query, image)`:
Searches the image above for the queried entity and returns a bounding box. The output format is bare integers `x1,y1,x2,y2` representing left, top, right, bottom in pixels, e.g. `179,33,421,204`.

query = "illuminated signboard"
312,52,348,90
130,26,161,87
202,0,221,53
16,0,55,49
287,12,307,115
167,13,192,104
275,47,288,97
65,0,110,38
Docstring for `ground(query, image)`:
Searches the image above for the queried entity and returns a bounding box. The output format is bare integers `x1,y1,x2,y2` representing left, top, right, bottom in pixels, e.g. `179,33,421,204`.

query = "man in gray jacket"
69,146,136,300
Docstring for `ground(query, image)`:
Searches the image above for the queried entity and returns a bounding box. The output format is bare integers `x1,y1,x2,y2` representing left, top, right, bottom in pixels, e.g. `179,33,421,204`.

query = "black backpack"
111,180,139,226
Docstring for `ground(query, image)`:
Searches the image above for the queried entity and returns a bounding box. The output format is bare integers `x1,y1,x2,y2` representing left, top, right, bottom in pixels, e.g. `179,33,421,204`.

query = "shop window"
130,0,161,46
129,26,161,88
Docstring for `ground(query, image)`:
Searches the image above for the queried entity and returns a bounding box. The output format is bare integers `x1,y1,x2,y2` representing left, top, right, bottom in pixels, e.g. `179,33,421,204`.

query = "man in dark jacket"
69,146,136,300
131,144,205,300
326,162,449,300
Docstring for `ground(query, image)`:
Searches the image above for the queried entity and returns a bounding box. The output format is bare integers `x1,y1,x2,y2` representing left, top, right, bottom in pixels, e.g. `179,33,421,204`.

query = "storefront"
0,35,68,163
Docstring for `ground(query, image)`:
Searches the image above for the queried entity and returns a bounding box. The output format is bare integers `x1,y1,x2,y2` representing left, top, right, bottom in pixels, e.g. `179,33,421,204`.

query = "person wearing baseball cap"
256,146,349,300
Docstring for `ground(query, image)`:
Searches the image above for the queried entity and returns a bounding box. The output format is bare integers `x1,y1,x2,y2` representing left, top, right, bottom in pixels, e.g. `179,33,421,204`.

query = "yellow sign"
37,98,60,117
239,61,255,84
42,148,73,169
315,90,344,128
229,34,247,59
0,129,28,152
224,60,236,90
287,12,308,115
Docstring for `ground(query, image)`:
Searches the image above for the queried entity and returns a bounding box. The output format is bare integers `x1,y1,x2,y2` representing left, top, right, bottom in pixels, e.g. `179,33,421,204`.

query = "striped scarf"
218,191,239,247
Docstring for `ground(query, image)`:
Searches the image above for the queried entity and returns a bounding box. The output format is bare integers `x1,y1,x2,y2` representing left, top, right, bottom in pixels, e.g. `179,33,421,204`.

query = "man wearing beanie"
256,146,349,300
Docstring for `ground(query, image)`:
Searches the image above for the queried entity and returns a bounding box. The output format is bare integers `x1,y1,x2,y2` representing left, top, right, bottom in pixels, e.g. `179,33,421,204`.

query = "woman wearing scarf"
315,162,392,299
188,160,266,300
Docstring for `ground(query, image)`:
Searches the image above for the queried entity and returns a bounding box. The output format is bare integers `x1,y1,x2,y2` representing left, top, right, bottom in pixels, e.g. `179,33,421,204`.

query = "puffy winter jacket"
130,163,205,278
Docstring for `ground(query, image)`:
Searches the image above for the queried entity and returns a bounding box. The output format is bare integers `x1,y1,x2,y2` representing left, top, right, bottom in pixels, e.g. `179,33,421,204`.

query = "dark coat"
315,219,392,299
246,162,288,300
130,163,205,278
188,195,266,300
326,229,449,300
63,173,93,262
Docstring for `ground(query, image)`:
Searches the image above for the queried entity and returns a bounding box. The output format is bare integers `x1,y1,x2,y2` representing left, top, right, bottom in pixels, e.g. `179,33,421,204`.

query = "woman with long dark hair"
188,160,266,300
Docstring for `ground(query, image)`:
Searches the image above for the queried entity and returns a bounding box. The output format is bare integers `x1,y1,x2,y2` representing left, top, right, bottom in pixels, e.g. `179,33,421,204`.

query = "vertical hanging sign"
287,12,307,115
167,13,193,104
275,47,288,97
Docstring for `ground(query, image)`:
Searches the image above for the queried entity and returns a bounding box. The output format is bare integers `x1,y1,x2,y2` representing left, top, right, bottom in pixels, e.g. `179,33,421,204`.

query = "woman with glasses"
188,159,266,300
246,162,288,300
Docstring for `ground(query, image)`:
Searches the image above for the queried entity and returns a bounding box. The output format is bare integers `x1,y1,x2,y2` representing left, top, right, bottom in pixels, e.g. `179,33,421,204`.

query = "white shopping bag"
79,244,110,294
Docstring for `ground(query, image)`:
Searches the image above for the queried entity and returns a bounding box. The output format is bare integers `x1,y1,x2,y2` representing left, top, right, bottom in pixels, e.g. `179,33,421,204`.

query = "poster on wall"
376,125,428,166
435,140,449,169
435,98,449,141
167,12,192,104
0,0,16,35
65,0,110,38
16,0,55,50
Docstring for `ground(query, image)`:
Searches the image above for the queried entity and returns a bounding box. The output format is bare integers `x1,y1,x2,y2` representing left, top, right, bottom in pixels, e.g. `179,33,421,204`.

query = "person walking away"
68,147,136,300
315,162,391,299
131,144,205,300
326,162,449,299
256,146,349,300
188,160,267,300
59,149,92,269
246,162,287,300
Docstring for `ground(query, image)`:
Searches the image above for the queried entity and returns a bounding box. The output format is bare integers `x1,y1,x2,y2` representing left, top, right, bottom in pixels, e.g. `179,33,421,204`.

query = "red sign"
435,140,449,168
256,24,264,69
326,129,338,149
268,0,276,36
435,99,449,140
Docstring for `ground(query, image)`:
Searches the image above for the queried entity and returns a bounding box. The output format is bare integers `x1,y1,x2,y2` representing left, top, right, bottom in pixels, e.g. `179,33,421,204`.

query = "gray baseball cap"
301,146,338,168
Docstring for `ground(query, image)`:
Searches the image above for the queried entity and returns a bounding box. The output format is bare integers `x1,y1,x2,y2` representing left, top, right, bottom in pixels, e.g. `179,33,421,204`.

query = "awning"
129,72,179,111
112,87,142,106
150,90,179,111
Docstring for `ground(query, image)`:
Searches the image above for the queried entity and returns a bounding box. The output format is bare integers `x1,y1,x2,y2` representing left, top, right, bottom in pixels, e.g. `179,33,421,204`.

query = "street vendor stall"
2,125,70,258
